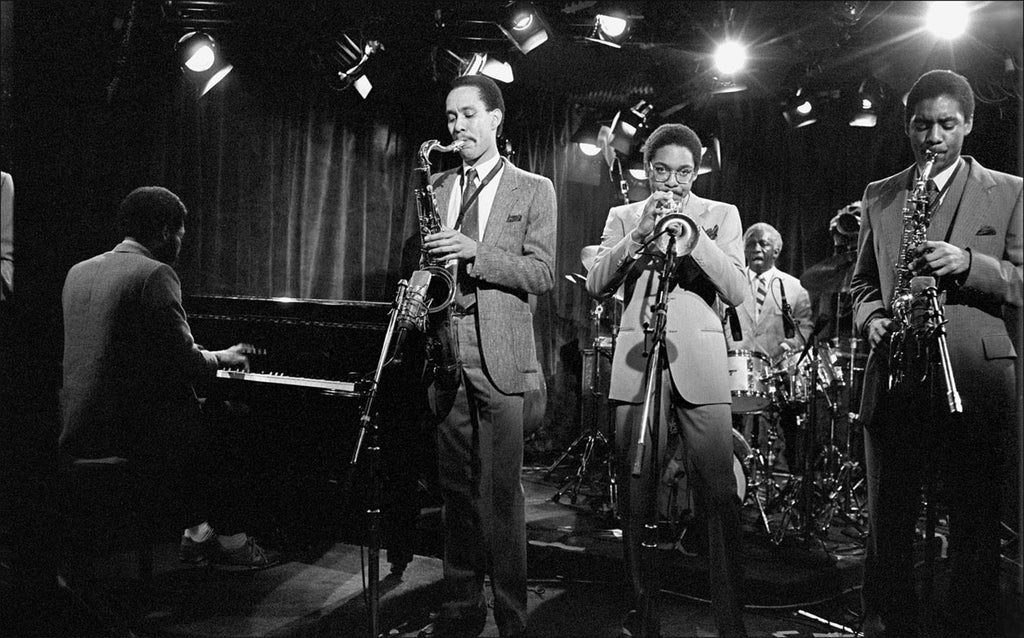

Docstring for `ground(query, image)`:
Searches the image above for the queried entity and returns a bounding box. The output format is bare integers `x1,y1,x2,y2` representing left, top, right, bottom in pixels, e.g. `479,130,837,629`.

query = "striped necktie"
453,167,479,311
755,275,767,319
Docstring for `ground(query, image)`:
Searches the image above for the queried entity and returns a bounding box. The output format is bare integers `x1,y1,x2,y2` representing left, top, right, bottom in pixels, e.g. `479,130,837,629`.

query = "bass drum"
659,429,751,523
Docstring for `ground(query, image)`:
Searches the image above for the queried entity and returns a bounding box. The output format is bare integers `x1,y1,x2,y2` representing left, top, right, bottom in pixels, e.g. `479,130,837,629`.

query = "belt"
451,304,477,317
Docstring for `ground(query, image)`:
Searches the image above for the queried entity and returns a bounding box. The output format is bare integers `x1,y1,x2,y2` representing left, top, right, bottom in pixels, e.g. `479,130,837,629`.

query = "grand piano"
184,294,400,548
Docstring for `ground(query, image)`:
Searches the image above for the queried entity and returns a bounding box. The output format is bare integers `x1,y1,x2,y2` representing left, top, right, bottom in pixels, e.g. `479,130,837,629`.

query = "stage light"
608,100,652,155
698,137,720,175
714,40,747,75
333,35,384,99
849,78,882,128
783,89,818,128
585,13,630,48
176,32,232,97
926,1,969,39
464,53,514,83
572,119,603,156
499,2,551,54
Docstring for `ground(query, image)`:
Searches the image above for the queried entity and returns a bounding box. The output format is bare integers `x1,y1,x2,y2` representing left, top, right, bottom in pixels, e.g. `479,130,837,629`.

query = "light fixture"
608,100,652,156
175,31,233,97
783,88,818,128
713,40,747,76
334,35,384,99
698,137,721,175
463,52,515,83
585,13,630,48
849,78,882,127
498,2,551,54
926,1,969,39
572,119,604,156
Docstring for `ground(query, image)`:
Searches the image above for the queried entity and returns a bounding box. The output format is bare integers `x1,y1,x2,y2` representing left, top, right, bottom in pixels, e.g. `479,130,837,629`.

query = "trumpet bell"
654,213,699,256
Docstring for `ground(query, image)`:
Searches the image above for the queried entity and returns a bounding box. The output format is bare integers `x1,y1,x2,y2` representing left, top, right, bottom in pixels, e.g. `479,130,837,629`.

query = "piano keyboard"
216,369,361,396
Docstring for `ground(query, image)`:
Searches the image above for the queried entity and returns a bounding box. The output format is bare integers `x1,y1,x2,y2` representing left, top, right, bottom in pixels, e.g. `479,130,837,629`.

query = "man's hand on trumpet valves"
631,191,685,244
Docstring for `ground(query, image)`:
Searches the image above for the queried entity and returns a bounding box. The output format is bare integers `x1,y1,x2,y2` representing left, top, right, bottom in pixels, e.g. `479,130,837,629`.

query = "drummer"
726,222,813,470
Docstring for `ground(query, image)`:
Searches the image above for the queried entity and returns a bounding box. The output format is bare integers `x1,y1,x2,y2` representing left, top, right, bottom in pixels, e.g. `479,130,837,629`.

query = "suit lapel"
945,158,993,247
482,161,517,246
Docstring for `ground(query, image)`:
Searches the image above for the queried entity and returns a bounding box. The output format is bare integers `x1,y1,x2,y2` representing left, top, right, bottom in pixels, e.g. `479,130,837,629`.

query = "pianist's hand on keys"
213,343,255,372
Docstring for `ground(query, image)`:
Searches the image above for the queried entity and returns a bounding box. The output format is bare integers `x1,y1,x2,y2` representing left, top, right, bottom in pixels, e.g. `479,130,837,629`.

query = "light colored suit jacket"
60,240,218,459
586,194,747,404
726,267,812,360
851,156,1022,424
432,160,557,394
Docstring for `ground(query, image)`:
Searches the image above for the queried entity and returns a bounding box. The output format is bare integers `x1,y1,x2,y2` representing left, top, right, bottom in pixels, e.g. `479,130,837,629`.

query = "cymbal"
800,251,856,293
580,245,601,271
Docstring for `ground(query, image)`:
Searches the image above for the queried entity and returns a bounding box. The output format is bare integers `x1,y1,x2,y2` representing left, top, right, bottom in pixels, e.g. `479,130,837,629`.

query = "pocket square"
506,214,522,222
976,225,997,236
703,224,719,240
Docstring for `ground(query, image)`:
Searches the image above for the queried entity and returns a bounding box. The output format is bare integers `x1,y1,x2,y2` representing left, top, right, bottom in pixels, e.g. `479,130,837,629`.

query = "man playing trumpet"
586,123,748,637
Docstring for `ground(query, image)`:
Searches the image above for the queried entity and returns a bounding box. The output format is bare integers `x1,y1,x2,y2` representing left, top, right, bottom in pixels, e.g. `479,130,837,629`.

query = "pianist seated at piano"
59,186,280,570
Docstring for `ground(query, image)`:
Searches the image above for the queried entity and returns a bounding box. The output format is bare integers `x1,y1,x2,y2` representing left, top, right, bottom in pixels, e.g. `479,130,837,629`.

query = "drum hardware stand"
545,303,617,511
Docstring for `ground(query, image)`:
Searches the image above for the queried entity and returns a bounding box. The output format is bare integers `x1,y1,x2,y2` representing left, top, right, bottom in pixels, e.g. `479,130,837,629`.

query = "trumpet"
652,199,699,256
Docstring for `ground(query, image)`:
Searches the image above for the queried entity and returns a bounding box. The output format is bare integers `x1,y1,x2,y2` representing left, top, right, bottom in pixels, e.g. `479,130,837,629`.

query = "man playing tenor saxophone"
419,73,556,638
851,69,1022,637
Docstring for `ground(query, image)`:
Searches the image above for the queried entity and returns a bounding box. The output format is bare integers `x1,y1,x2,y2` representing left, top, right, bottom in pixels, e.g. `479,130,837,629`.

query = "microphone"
725,306,743,341
779,281,795,339
392,270,432,363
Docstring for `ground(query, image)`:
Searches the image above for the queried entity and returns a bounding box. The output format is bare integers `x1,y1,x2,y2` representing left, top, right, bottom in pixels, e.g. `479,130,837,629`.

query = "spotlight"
608,100,652,156
585,13,630,48
499,2,551,54
713,40,747,76
926,1,968,39
335,36,384,99
176,31,232,97
463,53,514,83
783,88,818,128
572,119,603,156
698,137,720,175
849,78,882,128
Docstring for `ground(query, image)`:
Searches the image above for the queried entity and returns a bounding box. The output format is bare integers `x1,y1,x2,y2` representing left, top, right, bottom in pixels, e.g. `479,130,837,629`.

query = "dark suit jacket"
59,240,219,460
430,160,557,394
586,194,748,405
851,156,1022,425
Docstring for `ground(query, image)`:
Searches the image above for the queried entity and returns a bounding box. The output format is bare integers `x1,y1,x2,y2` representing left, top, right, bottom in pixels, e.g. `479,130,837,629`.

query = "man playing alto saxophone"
851,69,1022,637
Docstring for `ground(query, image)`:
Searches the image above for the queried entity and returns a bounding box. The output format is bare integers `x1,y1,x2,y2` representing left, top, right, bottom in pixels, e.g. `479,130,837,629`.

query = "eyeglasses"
648,164,694,183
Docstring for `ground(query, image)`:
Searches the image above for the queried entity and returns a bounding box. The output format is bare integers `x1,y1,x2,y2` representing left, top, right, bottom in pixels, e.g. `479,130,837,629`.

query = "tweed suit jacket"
851,156,1022,425
432,160,556,394
586,194,748,405
726,267,813,360
59,240,219,460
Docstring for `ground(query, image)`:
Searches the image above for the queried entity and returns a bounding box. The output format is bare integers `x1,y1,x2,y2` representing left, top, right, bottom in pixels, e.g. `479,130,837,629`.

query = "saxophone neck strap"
454,158,504,231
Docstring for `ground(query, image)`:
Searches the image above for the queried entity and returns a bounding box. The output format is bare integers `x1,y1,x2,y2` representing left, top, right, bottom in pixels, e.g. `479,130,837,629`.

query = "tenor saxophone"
412,139,465,418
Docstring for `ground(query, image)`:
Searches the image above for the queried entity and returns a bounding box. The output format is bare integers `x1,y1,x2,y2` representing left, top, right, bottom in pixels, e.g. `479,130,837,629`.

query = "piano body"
185,294,399,547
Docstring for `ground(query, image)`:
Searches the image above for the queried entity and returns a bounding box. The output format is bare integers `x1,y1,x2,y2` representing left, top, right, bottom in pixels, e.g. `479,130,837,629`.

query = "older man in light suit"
852,69,1022,637
421,74,556,638
587,123,748,637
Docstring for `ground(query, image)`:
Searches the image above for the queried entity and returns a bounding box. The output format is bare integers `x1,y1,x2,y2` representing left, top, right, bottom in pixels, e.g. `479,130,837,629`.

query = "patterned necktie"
453,167,479,310
926,178,940,211
755,275,767,320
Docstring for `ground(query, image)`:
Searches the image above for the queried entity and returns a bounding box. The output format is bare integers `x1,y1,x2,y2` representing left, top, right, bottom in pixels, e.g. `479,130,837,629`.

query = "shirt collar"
748,266,777,283
922,156,961,191
462,153,502,183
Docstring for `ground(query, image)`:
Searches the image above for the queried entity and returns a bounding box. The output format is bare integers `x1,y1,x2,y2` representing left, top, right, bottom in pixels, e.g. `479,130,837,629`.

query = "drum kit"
552,237,870,549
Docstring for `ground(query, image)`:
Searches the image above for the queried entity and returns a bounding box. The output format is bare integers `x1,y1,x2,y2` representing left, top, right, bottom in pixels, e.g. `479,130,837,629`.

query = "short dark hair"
643,123,703,167
118,186,187,243
450,74,505,135
905,69,975,124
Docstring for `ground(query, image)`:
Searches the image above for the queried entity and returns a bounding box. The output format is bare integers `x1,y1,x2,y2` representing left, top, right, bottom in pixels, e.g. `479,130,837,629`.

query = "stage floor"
24,466,1023,638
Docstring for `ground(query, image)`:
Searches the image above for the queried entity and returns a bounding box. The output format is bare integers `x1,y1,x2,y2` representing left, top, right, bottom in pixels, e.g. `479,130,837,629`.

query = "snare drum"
727,350,772,413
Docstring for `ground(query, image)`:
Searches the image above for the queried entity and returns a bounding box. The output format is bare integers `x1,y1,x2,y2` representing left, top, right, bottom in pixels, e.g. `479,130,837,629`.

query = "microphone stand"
349,278,408,638
631,234,677,638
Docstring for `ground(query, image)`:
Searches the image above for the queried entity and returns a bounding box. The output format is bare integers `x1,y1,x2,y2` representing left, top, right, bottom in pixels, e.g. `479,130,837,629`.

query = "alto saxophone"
412,139,465,418
887,150,962,411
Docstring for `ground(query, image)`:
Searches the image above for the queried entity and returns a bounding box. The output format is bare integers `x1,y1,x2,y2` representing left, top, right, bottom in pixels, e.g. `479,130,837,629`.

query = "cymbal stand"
545,302,616,510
